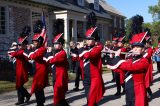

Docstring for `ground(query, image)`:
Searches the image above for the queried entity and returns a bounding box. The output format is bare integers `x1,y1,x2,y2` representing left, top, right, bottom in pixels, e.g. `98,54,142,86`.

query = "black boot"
15,89,24,105
59,99,69,106
22,87,31,103
35,90,45,106
114,92,121,96
122,83,125,94
147,87,153,99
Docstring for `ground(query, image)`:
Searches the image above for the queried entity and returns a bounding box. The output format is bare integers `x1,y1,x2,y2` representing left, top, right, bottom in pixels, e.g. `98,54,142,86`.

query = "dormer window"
77,0,84,6
94,0,99,11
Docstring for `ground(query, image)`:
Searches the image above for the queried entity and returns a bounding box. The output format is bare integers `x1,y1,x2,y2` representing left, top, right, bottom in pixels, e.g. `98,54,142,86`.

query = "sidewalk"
0,64,160,106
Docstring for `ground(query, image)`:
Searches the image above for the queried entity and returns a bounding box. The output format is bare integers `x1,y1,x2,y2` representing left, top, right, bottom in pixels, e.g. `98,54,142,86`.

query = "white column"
72,19,77,42
64,18,69,44
64,18,69,54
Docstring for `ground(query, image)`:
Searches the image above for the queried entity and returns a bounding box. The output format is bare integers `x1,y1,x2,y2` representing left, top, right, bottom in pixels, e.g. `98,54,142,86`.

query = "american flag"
40,11,47,47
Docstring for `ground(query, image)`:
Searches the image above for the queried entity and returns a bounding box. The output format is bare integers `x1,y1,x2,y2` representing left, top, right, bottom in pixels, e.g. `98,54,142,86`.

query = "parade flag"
40,11,47,47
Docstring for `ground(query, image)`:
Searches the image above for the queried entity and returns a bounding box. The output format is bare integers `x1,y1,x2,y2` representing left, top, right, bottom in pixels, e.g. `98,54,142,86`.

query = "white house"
0,0,125,59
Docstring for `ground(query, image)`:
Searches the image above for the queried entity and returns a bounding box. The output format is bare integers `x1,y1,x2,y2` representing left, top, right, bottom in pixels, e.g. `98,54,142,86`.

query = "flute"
101,50,139,55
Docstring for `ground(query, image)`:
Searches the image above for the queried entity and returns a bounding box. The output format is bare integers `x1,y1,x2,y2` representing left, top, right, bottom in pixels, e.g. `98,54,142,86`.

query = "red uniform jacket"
29,47,48,94
118,58,149,106
48,49,68,105
143,47,153,88
114,47,126,85
79,44,105,106
8,50,29,89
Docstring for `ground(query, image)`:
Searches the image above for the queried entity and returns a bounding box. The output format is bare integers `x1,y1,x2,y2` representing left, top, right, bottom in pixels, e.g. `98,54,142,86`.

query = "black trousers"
72,60,76,73
114,72,121,93
111,70,115,80
157,62,160,73
17,86,30,102
146,87,152,96
74,62,81,89
35,90,45,105
54,99,70,106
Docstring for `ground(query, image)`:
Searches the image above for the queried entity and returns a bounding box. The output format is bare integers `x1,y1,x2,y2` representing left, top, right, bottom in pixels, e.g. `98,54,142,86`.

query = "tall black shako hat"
18,26,31,45
32,20,44,44
85,11,99,41
118,29,126,43
130,14,146,47
52,19,65,45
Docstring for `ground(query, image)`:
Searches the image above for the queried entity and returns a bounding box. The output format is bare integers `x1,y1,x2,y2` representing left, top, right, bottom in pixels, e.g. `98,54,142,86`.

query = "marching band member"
107,32,149,106
144,35,153,99
114,36,127,95
101,40,114,81
78,27,105,106
69,41,77,73
27,20,48,106
154,37,160,73
8,26,31,105
47,33,69,106
69,41,81,91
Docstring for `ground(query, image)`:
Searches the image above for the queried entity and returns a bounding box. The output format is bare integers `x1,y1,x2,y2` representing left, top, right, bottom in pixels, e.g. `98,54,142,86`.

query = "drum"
152,55,160,62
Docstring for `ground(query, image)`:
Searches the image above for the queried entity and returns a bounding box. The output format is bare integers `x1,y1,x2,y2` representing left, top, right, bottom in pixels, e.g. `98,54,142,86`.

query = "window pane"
32,12,41,32
2,30,5,34
0,6,6,34
1,7,5,12
1,15,5,20
1,25,5,30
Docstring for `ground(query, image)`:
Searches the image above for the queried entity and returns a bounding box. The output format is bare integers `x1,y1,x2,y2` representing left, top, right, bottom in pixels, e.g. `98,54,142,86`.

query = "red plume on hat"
85,27,97,39
52,33,63,43
52,33,65,45
18,26,31,45
130,32,148,46
112,37,119,42
18,36,28,44
118,36,125,42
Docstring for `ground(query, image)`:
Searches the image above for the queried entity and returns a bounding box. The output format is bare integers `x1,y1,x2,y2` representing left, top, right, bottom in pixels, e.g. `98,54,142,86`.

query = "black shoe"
37,103,44,106
111,79,115,82
148,94,153,99
15,101,24,105
73,88,80,91
114,92,121,96
122,90,125,94
25,95,31,103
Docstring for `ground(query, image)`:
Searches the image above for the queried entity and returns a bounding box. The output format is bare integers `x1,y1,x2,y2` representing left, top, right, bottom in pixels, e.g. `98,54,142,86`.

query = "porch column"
64,18,69,44
64,18,69,54
72,19,77,42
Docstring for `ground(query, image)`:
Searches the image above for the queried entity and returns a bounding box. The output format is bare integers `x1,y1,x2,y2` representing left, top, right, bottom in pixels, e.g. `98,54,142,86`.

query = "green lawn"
0,67,110,94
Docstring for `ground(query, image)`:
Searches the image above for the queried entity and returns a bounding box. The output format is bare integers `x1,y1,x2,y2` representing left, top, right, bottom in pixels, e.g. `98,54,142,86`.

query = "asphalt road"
0,64,160,106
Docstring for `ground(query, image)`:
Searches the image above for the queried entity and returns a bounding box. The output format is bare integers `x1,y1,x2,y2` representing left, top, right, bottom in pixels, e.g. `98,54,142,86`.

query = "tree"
125,19,132,41
148,1,160,46
148,0,160,21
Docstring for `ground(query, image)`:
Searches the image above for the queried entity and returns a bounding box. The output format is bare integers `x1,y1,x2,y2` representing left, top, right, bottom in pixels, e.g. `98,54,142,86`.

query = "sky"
107,0,158,22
